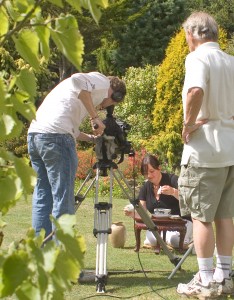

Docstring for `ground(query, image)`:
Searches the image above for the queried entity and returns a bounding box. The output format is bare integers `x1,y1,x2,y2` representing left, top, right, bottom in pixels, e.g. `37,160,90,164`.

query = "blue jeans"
27,133,78,238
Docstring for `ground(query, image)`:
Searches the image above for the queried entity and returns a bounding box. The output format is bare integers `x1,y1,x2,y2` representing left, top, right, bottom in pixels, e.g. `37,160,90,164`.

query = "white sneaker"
177,272,219,299
217,277,233,295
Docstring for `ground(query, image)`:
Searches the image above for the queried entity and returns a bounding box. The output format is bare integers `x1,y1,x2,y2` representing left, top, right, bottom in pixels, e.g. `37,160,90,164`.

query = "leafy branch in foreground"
0,215,86,299
0,0,108,298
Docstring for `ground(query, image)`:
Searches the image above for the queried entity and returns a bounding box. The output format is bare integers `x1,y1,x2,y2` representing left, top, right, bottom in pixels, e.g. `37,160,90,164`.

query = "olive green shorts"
178,164,234,222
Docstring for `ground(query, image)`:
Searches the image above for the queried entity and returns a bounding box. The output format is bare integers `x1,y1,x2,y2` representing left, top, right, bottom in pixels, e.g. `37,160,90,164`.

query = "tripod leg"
75,170,95,211
168,243,194,279
93,167,113,293
95,209,108,293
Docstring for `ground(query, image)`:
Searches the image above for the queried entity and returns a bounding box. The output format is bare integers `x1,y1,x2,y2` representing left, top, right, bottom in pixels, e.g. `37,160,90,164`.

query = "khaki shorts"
178,164,234,222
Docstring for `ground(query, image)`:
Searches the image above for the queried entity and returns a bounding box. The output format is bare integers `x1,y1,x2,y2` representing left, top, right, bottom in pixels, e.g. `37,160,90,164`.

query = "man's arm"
78,90,105,135
78,90,99,119
184,87,203,125
182,87,206,143
77,132,95,142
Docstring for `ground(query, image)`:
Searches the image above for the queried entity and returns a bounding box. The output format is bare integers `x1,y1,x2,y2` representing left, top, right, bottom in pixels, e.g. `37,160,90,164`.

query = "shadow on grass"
108,270,195,287
121,246,135,250
75,268,234,300
77,269,196,298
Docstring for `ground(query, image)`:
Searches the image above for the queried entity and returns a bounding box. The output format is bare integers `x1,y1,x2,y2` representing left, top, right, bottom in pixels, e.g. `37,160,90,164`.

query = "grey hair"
183,11,218,42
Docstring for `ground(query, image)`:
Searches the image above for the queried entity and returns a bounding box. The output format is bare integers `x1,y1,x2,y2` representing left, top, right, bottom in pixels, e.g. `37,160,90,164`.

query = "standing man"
27,72,126,240
177,12,234,299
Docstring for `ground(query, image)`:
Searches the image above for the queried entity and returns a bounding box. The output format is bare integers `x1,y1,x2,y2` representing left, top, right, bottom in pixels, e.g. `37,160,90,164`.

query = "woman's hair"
140,154,160,176
183,11,218,42
108,76,126,102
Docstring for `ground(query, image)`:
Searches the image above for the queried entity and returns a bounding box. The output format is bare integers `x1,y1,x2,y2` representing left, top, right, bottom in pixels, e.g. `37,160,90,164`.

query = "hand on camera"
91,117,106,136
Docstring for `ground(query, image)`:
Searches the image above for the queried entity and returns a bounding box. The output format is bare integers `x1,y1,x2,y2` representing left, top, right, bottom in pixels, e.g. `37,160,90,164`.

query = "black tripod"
75,159,185,293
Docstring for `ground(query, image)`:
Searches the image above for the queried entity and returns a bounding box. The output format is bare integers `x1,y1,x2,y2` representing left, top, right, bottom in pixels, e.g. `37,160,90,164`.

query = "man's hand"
182,119,208,143
91,117,106,136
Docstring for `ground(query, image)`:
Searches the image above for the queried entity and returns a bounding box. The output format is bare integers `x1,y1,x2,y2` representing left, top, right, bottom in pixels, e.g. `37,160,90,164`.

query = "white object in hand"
124,204,134,212
157,186,162,194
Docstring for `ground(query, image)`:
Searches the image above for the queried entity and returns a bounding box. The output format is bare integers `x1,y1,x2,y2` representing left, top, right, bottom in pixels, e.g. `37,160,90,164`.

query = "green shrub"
114,65,158,150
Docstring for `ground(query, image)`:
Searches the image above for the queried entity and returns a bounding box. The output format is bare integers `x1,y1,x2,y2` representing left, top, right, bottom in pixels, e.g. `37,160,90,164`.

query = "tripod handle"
74,194,86,212
75,194,85,203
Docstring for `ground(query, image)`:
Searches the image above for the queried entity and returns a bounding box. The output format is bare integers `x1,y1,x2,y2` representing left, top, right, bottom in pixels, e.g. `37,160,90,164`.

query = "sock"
197,257,214,286
213,255,232,282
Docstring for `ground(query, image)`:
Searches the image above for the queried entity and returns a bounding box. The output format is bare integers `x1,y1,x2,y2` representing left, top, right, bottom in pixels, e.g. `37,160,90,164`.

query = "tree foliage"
76,12,103,72
61,0,234,75
95,0,187,75
185,0,234,34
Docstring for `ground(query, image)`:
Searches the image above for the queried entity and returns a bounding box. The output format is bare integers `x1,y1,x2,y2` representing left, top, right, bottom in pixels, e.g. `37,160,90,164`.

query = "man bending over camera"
27,72,126,240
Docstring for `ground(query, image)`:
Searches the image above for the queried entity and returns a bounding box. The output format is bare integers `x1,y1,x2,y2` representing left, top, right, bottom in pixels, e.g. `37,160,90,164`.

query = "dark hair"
108,76,126,102
140,154,160,176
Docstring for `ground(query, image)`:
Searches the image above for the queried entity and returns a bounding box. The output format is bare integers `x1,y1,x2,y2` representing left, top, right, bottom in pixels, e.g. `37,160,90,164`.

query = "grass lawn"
1,194,233,300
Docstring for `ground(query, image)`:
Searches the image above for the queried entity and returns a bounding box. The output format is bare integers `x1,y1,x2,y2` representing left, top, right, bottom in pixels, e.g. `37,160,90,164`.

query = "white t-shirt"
28,72,110,139
181,42,234,167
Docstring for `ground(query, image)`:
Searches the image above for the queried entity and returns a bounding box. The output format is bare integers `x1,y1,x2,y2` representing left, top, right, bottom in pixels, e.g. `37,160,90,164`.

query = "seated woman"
124,154,193,249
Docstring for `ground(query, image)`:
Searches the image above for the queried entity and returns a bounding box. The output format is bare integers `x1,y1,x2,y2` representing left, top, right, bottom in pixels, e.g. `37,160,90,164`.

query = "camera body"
95,106,134,164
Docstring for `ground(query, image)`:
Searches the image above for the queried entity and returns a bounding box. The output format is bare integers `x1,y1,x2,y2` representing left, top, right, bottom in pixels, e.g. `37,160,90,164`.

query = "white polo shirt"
181,42,234,167
28,72,110,139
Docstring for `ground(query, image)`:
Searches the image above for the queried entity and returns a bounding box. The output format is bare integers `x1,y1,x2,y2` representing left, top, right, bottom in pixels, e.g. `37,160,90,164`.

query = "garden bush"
76,148,96,180
114,65,158,150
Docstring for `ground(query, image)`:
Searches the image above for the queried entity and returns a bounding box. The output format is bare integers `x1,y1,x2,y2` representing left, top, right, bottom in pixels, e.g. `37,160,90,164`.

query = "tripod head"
94,105,134,175
93,159,118,177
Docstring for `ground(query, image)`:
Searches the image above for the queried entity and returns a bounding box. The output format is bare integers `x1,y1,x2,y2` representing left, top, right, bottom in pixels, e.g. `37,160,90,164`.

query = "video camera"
95,105,134,165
